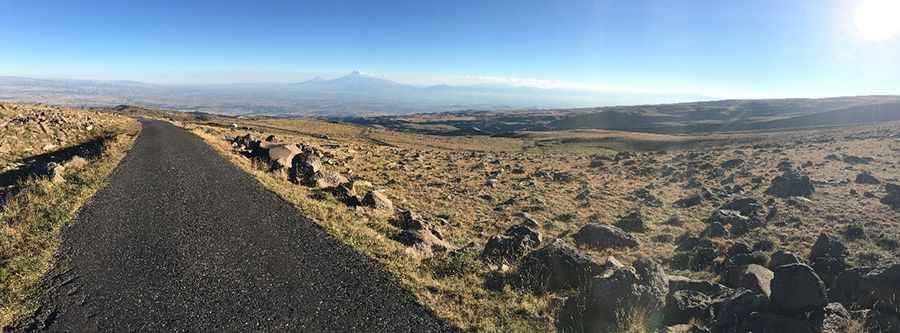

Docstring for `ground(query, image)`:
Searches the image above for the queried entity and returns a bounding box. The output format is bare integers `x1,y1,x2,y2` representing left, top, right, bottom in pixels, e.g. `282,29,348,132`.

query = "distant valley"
346,95,900,135
0,72,705,116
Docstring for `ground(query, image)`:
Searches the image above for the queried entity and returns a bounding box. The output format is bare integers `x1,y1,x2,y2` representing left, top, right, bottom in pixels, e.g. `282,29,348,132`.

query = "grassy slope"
188,117,900,332
0,122,140,327
189,126,553,332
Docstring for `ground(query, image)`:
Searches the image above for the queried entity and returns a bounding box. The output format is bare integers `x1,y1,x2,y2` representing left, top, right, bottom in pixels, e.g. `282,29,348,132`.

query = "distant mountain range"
0,72,707,116
346,95,900,135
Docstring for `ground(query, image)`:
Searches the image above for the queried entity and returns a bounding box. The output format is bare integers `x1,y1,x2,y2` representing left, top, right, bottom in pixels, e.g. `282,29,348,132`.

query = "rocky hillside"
0,103,137,200
189,116,900,332
0,103,139,327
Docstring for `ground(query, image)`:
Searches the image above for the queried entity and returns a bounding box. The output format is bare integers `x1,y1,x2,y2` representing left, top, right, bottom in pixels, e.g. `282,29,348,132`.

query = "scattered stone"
673,189,712,208
309,170,348,189
665,215,684,226
719,197,763,217
481,224,542,263
843,155,873,165
881,183,900,210
632,188,662,207
701,222,729,239
46,162,65,183
766,169,815,198
856,172,880,184
721,158,745,169
573,223,640,250
615,211,650,232
393,228,452,255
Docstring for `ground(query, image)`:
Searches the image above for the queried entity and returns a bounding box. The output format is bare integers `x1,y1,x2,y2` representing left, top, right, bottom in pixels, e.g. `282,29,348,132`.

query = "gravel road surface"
19,120,454,332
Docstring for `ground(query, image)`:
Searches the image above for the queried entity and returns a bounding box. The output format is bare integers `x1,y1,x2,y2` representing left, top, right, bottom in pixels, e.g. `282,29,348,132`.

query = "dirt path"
16,120,454,332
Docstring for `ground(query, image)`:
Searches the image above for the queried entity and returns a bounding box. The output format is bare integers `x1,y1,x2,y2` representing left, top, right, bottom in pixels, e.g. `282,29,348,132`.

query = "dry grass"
190,126,555,332
187,116,900,332
0,106,139,328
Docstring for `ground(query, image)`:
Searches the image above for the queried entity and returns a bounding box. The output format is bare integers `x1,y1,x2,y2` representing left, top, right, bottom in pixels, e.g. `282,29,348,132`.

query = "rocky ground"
0,103,136,201
0,103,139,327
189,117,900,332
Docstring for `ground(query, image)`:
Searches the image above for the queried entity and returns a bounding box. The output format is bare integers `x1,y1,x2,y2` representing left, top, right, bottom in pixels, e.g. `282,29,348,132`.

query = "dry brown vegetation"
184,114,900,331
0,103,139,327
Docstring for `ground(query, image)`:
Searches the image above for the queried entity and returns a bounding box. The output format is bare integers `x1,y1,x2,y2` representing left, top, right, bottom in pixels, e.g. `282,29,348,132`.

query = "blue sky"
2,0,899,98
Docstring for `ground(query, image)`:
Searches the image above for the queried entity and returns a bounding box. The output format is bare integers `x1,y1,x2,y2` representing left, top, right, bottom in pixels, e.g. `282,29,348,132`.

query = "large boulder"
266,143,302,169
765,169,815,198
557,258,668,332
722,264,774,297
361,190,393,211
832,264,900,316
769,250,803,268
770,263,827,315
712,289,769,331
573,223,640,250
290,149,324,182
517,239,602,293
663,289,713,325
809,233,849,287
481,224,542,263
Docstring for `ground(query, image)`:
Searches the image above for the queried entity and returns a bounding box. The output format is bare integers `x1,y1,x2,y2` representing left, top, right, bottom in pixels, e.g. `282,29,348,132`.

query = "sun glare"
854,0,900,41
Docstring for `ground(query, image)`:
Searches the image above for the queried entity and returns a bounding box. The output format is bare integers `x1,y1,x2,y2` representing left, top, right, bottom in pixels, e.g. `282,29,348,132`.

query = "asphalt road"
22,120,454,332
